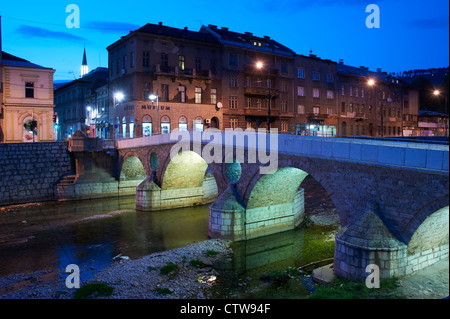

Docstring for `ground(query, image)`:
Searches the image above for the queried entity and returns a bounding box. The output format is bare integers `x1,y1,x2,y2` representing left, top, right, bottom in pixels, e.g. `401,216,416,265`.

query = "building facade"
0,51,55,143
54,67,108,140
107,22,223,139
105,22,420,139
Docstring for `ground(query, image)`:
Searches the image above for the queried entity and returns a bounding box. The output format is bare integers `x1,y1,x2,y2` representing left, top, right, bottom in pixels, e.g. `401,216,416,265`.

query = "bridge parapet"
116,131,449,173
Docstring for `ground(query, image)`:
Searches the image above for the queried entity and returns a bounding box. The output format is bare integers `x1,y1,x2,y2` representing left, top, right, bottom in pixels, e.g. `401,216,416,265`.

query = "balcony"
244,107,279,117
154,65,211,78
244,86,279,97
244,65,279,76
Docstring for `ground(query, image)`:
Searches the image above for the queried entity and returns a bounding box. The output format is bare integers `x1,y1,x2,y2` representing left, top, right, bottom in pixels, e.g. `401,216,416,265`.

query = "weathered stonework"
0,142,74,206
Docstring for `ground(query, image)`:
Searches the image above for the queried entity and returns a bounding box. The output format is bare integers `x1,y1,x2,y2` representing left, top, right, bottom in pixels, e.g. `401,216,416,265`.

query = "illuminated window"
313,88,320,98
297,86,305,97
195,87,202,104
229,96,238,109
211,89,217,105
230,117,238,129
281,120,288,132
178,55,185,71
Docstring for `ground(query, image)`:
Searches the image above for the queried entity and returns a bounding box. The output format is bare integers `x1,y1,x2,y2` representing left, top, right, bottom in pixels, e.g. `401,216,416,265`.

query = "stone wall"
0,142,74,206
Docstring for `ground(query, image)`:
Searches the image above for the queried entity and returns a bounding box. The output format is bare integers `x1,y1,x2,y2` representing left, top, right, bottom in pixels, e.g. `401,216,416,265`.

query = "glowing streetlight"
149,91,159,135
368,79,375,86
114,92,124,103
434,89,440,96
255,61,271,133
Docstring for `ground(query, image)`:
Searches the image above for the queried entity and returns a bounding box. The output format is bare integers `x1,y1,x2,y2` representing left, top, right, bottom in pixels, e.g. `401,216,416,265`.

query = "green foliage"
189,259,205,268
308,277,403,299
160,262,178,275
205,250,219,257
74,282,114,299
154,287,173,295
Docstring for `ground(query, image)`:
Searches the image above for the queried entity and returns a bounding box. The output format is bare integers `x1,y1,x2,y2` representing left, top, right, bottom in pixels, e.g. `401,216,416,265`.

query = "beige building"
0,52,55,142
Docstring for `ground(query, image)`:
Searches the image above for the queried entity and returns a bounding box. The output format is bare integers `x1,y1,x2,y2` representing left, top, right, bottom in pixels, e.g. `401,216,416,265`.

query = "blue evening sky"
1,0,448,81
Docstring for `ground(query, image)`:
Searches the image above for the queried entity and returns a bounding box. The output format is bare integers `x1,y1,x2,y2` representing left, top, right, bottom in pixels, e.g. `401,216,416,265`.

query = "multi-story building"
200,24,296,133
107,22,223,138
54,67,108,139
293,53,338,136
336,62,418,137
1,51,55,143
105,21,420,139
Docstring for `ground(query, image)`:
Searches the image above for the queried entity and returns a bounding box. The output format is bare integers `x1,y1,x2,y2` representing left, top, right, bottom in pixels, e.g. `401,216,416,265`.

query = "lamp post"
149,90,159,135
256,61,271,133
368,78,383,137
113,91,124,138
434,89,448,137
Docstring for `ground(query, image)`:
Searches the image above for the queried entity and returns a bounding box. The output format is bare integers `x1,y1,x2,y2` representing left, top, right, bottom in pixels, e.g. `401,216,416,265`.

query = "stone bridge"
62,131,449,280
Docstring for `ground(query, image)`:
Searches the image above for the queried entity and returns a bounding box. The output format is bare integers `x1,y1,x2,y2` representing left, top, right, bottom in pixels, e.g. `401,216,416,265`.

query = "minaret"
81,46,88,77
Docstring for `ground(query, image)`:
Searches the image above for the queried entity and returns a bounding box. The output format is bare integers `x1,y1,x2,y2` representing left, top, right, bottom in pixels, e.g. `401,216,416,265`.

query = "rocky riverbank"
0,239,232,299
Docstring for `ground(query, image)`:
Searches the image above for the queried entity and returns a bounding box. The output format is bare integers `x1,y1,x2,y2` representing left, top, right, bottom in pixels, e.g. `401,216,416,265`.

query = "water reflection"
0,196,209,278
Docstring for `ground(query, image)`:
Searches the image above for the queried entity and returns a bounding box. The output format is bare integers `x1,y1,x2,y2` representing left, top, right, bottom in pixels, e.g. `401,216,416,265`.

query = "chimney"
263,35,270,40
221,27,229,31
184,26,188,30
377,68,382,73
208,24,218,29
244,32,253,36
158,22,163,26
339,59,344,64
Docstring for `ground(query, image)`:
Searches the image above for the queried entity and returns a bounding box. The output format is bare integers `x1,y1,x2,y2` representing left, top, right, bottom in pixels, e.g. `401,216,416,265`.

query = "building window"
143,51,150,67
211,89,217,105
327,90,334,99
368,105,373,113
195,57,201,72
341,85,345,96
297,68,305,79
281,120,288,132
341,102,346,113
130,52,135,68
229,53,237,66
313,106,320,115
178,116,188,131
355,87,359,97
246,98,251,108
210,59,216,74
25,82,34,98
281,61,288,73
297,86,305,96
361,88,364,98
230,117,238,129
116,58,120,74
256,99,261,109
313,88,320,98
161,53,168,68
195,87,202,104
178,55,185,71
327,73,334,82
123,55,127,70
281,80,288,92
297,104,305,114
178,86,186,103
349,87,353,97
229,74,238,87
312,71,320,81
327,107,333,115
161,84,169,102
229,96,238,109
349,103,353,113
281,100,287,112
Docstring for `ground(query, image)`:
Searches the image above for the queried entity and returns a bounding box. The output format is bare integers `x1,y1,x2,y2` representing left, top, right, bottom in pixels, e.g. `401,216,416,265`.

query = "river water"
0,179,340,298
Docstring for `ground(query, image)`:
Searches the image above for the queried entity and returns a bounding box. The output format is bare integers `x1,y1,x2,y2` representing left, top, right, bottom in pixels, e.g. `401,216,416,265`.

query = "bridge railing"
115,130,448,172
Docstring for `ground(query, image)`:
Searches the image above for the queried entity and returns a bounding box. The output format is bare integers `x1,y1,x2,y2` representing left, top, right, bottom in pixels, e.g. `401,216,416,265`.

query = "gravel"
0,239,232,299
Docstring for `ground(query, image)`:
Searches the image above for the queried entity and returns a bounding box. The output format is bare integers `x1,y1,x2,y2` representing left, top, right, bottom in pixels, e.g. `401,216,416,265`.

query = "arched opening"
120,156,146,195
142,115,152,137
194,116,204,132
178,116,188,131
161,115,170,134
406,206,449,275
210,117,219,129
157,151,218,209
22,115,38,142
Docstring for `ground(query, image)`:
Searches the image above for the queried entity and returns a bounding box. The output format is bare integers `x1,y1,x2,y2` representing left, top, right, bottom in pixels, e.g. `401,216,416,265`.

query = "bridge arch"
119,154,146,195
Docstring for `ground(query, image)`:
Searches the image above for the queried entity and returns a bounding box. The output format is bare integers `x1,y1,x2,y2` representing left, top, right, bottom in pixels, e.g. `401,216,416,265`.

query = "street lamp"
149,90,159,135
114,92,124,105
433,89,448,137
256,61,271,133
368,78,383,137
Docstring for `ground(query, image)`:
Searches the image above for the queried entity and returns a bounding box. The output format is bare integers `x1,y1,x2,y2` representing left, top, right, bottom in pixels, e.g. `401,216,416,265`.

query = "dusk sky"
1,0,448,82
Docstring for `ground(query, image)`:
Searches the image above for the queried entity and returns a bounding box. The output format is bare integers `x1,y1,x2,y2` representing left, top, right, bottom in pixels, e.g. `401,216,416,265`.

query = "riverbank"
0,238,232,299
